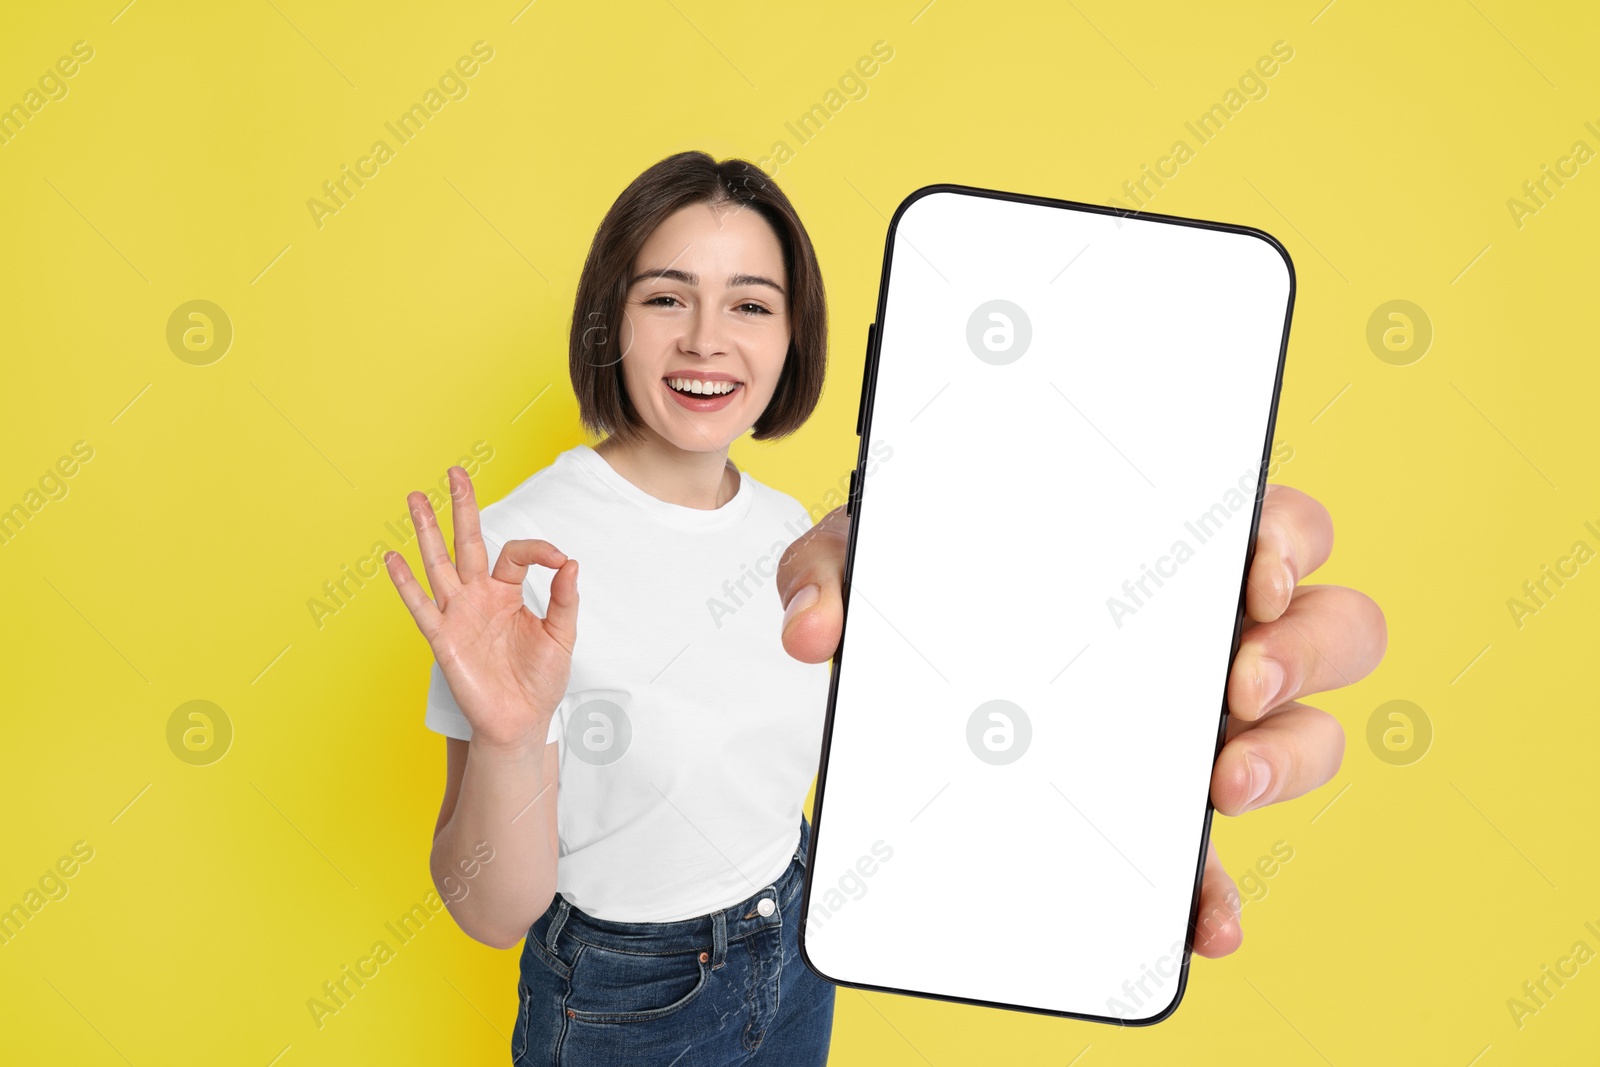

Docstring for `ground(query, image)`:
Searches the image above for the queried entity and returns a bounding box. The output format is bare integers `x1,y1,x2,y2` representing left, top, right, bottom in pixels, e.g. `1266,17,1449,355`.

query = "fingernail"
1279,560,1295,603
782,584,819,630
1258,656,1285,714
1244,753,1272,808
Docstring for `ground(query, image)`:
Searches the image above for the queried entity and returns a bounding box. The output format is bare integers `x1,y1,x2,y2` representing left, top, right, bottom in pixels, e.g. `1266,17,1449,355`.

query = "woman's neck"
593,436,740,510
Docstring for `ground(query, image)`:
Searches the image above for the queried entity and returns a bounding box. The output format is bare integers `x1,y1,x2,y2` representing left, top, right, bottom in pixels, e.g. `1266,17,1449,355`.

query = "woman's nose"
682,306,727,357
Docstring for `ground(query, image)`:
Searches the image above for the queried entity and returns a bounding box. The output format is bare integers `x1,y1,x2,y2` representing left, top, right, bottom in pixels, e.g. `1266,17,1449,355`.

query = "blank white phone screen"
802,188,1292,1023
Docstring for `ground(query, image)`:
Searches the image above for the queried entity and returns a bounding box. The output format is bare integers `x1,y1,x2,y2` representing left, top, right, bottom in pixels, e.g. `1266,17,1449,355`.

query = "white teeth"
669,377,737,396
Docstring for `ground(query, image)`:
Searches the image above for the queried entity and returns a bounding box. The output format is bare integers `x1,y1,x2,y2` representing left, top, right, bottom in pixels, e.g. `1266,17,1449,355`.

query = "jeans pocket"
523,927,574,983
565,943,710,1025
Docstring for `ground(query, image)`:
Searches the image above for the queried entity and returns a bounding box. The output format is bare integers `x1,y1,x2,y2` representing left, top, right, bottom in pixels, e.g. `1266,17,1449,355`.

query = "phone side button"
846,469,858,516
855,322,876,437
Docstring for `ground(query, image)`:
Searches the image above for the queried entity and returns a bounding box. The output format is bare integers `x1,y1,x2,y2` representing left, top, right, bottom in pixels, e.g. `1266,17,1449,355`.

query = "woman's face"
615,199,791,454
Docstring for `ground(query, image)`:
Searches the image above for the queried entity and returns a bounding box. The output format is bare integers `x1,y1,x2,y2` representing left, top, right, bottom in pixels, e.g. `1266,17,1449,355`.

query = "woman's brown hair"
569,151,827,443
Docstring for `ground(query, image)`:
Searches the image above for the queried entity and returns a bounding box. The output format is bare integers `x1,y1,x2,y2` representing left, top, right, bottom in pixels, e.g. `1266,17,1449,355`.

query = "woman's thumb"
778,506,849,664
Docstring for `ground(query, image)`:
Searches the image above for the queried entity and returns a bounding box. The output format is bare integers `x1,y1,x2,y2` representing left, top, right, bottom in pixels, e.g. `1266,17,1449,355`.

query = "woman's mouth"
664,376,742,412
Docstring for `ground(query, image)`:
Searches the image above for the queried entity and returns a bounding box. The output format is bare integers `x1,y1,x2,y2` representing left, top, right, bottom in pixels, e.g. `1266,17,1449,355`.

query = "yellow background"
2,0,1595,1063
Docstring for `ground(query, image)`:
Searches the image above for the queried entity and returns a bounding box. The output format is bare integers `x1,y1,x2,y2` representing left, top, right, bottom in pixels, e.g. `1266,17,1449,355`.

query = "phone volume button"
856,322,876,437
846,469,858,516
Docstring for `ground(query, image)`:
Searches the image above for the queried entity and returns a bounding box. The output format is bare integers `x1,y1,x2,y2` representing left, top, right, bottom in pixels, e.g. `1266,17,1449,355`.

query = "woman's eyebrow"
630,267,785,296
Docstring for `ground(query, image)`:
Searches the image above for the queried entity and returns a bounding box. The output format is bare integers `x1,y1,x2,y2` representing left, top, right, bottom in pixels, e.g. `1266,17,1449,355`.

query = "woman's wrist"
467,724,551,765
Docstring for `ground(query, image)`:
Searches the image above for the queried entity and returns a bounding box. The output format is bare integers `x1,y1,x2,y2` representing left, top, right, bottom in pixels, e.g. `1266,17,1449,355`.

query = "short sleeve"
420,502,563,749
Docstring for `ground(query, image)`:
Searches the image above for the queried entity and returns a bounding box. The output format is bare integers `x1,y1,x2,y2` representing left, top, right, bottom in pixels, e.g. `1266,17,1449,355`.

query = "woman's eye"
643,295,770,315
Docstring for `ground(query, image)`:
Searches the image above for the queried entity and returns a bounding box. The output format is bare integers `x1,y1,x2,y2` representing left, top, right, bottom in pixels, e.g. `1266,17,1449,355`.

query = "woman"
386,150,838,1065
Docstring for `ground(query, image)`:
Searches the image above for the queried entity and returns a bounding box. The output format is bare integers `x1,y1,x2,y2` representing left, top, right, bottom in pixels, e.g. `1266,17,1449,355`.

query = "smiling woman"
388,150,839,1065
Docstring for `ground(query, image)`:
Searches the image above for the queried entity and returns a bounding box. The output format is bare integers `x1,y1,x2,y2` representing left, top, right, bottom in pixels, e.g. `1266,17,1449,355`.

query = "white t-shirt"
424,444,831,922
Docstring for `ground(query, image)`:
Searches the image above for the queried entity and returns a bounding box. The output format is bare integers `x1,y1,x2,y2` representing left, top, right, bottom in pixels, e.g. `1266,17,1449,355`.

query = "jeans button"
756,897,775,917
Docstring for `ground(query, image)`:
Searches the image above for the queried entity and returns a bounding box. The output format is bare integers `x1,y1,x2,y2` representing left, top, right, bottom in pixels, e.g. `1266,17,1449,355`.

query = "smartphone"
798,184,1294,1025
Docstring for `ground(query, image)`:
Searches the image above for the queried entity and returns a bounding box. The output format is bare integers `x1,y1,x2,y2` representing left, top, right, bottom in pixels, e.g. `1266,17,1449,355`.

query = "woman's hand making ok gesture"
384,466,580,752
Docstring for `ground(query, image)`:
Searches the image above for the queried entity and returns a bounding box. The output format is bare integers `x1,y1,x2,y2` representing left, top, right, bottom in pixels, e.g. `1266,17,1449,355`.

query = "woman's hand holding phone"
385,466,580,752
776,481,1386,960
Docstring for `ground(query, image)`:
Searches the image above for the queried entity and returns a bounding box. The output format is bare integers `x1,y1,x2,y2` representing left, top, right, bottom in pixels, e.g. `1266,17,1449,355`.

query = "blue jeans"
513,816,835,1065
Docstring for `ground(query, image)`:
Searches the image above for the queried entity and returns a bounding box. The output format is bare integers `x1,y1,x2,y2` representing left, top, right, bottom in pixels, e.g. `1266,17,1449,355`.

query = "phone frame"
796,182,1296,1026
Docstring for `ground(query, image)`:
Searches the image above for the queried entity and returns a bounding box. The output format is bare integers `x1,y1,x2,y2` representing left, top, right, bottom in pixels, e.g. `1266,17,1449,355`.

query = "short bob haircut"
569,151,827,443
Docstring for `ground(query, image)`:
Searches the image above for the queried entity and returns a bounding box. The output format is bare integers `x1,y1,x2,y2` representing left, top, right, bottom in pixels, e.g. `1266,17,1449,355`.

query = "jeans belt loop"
546,897,571,955
711,907,728,969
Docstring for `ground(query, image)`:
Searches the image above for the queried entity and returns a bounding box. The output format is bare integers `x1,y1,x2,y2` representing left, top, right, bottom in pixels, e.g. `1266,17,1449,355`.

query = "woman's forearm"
431,737,559,949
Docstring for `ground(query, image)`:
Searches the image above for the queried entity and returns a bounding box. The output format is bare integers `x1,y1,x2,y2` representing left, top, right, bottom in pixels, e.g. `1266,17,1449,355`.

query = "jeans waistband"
540,815,810,964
